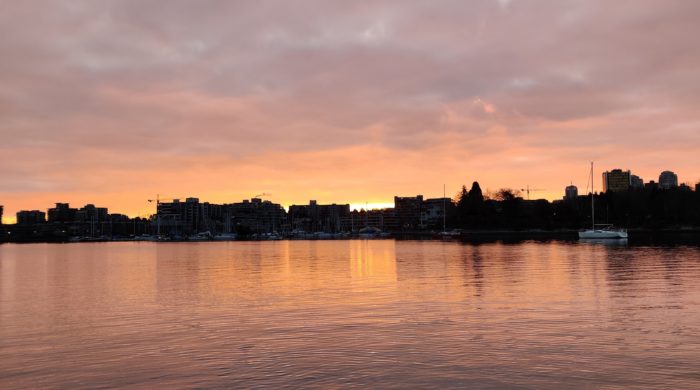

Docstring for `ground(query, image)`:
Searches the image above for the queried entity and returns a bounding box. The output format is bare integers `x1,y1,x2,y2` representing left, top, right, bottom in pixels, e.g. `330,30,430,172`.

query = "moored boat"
579,225,628,239
579,162,627,240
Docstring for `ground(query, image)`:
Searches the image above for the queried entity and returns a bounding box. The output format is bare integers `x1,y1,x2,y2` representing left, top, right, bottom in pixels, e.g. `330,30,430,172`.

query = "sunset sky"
1,0,699,223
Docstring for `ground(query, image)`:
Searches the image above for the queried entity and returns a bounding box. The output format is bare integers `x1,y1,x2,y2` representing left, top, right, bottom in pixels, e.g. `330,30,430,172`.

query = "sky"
1,0,700,222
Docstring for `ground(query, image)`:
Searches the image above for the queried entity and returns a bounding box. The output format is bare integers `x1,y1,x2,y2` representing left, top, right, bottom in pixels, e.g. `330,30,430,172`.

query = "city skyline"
1,165,696,225
1,166,698,224
2,1,700,223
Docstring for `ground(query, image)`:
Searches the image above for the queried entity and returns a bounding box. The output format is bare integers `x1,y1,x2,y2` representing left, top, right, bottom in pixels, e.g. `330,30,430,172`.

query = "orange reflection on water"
2,241,700,389
349,240,397,282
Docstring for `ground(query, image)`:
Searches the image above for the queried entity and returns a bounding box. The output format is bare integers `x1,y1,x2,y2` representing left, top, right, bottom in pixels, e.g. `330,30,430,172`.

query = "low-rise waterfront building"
288,200,351,233
48,203,78,223
76,204,109,223
346,208,399,232
420,197,455,228
394,195,423,230
224,198,287,234
155,198,204,236
16,210,46,225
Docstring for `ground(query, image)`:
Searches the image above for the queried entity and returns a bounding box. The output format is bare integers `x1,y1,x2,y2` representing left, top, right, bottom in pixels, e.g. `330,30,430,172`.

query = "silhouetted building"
679,183,692,192
224,198,286,234
394,195,423,230
420,198,455,228
602,169,631,192
696,183,700,192
288,200,351,232
348,208,399,232
659,171,678,189
76,204,109,223
16,210,46,225
182,197,201,233
0,205,3,225
645,181,659,190
48,203,78,223
154,197,228,235
564,185,578,200
630,175,644,189
200,202,223,233
72,204,110,236
155,198,182,235
155,198,202,235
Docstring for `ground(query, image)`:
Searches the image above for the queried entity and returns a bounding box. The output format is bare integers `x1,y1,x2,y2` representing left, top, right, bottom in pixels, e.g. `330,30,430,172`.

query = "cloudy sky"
1,0,699,221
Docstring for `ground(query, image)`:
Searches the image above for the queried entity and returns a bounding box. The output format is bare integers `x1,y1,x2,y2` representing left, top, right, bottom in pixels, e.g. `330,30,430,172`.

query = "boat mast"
443,184,446,233
591,162,595,230
156,194,160,236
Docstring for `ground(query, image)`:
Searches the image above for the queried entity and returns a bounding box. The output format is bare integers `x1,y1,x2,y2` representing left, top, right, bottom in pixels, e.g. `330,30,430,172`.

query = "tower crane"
253,192,271,199
519,185,545,200
147,194,184,205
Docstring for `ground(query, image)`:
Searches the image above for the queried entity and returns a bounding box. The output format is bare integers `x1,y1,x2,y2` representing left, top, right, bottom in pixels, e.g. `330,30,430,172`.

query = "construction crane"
253,192,271,199
520,185,545,200
147,194,184,205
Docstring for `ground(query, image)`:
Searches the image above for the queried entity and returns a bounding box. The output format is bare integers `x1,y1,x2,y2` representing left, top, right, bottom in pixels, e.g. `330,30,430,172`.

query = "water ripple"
1,240,700,389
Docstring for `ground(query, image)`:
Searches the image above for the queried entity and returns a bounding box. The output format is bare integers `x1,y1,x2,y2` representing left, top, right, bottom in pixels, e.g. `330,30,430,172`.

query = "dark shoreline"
2,228,699,245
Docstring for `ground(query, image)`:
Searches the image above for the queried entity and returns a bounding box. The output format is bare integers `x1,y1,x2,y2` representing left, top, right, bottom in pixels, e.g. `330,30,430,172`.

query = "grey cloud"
1,0,699,193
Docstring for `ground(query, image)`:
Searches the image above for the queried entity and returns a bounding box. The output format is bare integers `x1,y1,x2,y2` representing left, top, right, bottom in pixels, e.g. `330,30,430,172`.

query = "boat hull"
578,230,628,239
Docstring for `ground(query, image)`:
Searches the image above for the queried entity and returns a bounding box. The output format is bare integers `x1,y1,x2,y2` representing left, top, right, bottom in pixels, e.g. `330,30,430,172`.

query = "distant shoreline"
2,228,698,245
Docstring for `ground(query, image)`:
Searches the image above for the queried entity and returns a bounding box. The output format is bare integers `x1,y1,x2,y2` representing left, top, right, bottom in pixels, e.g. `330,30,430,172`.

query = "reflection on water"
1,240,700,389
578,238,629,246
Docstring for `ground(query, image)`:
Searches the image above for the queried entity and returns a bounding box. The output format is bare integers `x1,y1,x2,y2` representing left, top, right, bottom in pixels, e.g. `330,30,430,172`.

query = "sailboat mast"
591,162,595,230
443,184,446,233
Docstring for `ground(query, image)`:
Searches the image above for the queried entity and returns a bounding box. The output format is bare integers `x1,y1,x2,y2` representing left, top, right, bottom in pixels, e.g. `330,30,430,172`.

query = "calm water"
1,240,700,389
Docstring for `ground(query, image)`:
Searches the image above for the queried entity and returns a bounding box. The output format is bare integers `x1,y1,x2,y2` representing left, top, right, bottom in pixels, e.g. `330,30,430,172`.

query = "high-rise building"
630,175,644,189
659,171,678,189
696,183,700,192
16,210,46,225
0,205,3,225
564,185,578,200
602,169,631,192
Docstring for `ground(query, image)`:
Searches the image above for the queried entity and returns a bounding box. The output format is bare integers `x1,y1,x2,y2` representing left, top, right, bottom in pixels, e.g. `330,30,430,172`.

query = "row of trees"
451,181,700,230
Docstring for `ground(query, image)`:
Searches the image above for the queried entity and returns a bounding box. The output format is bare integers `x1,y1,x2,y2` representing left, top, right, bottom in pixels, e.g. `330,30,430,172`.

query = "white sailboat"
579,162,628,239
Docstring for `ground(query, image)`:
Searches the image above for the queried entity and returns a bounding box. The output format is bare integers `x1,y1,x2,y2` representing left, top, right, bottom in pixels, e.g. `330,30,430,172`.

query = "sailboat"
437,184,460,239
578,162,628,239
